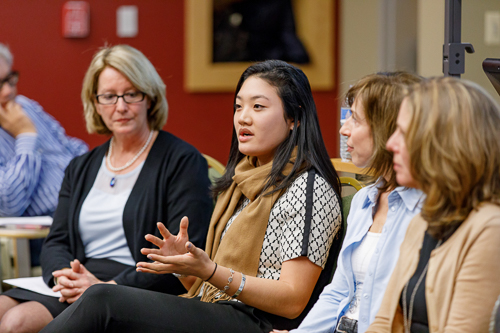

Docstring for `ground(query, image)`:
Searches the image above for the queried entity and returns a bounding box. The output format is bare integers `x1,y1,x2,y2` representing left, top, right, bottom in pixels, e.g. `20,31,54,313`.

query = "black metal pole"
443,0,474,77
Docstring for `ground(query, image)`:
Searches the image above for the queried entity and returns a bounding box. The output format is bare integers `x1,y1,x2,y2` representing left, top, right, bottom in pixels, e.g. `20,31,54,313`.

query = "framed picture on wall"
185,0,335,92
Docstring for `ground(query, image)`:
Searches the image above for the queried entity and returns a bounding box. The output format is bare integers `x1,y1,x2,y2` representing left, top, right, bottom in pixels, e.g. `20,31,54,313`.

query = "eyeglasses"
95,91,146,105
0,71,19,90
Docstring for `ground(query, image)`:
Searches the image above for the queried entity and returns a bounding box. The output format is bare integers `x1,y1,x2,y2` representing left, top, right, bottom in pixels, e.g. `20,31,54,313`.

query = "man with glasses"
0,43,87,263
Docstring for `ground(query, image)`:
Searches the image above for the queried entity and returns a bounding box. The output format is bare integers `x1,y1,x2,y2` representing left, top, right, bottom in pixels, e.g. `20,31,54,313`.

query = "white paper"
0,216,53,226
3,276,61,298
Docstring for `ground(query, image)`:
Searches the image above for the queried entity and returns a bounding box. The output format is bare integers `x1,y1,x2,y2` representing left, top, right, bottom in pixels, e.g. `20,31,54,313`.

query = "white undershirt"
79,157,144,266
345,231,381,320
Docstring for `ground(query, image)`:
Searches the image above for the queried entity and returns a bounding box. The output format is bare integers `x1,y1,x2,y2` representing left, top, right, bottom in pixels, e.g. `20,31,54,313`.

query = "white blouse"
79,157,144,266
345,231,381,320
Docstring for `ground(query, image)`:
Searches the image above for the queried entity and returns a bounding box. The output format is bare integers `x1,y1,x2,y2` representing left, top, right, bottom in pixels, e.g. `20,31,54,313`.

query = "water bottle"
340,107,351,162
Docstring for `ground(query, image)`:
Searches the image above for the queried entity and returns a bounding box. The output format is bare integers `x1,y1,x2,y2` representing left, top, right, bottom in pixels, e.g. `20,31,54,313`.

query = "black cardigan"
40,131,213,295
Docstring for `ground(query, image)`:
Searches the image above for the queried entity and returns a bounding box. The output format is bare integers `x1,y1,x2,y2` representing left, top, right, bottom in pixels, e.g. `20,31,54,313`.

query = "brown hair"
405,77,500,238
345,71,422,192
81,44,168,135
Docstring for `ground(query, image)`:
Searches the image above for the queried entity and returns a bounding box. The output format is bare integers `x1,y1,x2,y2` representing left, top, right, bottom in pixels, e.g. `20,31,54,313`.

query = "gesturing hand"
137,216,214,280
141,216,191,259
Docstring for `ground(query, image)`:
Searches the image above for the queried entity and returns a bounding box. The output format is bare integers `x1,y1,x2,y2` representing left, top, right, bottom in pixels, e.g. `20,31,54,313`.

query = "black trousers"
40,284,273,333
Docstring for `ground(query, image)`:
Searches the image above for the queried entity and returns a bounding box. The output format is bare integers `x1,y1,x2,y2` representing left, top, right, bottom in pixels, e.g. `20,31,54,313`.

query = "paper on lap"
3,276,61,298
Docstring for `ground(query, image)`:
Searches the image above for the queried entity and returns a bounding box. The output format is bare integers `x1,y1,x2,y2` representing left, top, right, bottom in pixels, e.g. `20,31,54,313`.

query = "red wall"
0,0,340,164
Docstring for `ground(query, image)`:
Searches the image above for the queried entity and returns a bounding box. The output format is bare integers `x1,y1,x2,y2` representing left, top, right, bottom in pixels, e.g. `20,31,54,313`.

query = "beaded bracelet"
232,273,246,298
223,268,235,293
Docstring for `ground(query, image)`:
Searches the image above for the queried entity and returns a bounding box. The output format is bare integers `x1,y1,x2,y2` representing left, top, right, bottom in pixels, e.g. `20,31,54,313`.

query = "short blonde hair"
405,77,500,238
81,45,168,134
345,72,421,192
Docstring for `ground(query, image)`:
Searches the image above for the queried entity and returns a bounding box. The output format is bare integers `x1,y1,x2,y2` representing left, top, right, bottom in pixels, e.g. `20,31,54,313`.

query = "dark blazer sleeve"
112,132,213,294
159,145,212,251
40,156,84,287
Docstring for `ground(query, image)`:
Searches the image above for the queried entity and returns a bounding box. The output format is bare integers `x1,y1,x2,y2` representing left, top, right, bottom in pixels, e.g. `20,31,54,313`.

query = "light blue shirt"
292,181,423,333
0,95,87,217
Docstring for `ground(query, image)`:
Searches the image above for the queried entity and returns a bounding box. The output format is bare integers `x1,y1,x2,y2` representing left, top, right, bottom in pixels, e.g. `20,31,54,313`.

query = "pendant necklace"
402,238,442,333
107,130,154,187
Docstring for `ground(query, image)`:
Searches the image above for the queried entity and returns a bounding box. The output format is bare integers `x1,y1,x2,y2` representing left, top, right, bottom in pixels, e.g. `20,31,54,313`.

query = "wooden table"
0,227,50,278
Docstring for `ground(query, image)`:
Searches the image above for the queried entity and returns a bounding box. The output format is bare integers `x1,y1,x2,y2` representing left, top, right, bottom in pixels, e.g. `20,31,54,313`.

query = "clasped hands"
52,217,212,304
136,216,214,281
52,259,115,304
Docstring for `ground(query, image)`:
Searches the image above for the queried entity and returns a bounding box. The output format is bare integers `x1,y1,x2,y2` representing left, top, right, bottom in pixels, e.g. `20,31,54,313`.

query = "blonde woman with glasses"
0,45,212,332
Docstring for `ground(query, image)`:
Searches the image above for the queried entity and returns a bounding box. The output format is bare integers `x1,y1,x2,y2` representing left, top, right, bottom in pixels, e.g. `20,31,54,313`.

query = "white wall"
339,0,382,98
340,0,417,97
462,0,500,102
417,0,444,77
341,0,500,103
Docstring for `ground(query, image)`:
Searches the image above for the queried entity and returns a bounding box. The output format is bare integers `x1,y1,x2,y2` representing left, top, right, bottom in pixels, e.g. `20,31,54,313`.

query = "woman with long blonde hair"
369,77,500,332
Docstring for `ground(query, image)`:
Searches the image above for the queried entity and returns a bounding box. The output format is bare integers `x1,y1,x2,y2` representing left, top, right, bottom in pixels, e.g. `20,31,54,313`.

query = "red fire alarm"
62,1,90,38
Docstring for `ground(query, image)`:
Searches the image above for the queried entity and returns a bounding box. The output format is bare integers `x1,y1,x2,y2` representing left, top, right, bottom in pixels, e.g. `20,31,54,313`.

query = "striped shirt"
0,95,88,217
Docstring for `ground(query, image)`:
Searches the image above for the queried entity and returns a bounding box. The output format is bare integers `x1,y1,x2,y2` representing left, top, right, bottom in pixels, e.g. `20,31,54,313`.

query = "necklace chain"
402,238,442,333
107,130,154,172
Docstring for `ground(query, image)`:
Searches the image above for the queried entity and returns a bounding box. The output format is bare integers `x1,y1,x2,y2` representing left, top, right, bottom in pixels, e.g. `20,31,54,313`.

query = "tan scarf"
186,152,298,302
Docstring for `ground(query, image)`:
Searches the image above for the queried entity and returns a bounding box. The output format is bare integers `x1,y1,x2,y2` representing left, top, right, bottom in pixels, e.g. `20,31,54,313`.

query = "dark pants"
40,284,273,333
